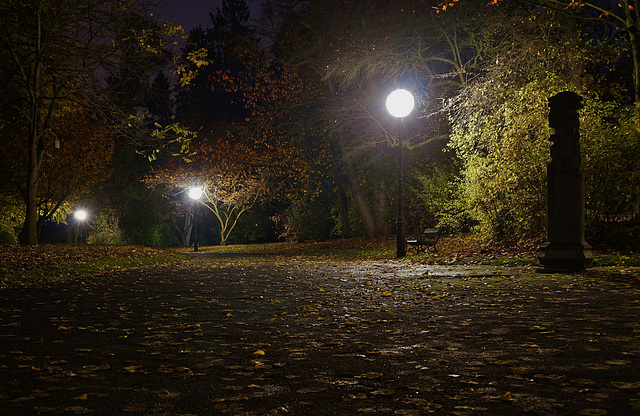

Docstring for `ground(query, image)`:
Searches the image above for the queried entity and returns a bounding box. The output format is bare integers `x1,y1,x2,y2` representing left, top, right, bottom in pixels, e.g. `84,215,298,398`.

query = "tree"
259,0,463,238
446,7,639,239
440,0,640,130
0,104,114,239
146,159,269,247
199,171,265,246
0,0,176,244
532,0,640,130
175,0,257,126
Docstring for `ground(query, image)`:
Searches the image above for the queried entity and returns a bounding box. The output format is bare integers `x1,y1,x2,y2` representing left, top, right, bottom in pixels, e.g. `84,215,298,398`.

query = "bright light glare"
386,89,415,118
188,187,203,200
74,210,87,221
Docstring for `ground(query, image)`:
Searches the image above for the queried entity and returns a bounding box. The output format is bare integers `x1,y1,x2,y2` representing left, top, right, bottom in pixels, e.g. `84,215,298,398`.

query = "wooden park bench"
406,228,441,253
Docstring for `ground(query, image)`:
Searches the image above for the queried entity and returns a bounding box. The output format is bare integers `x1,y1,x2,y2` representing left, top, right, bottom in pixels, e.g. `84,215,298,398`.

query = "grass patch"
3,237,637,287
592,253,640,267
189,236,636,268
183,237,397,259
0,244,190,286
423,273,582,297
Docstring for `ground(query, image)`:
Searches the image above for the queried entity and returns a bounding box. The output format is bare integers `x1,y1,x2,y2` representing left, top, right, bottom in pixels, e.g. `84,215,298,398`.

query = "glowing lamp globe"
74,210,87,221
386,89,415,119
189,187,203,200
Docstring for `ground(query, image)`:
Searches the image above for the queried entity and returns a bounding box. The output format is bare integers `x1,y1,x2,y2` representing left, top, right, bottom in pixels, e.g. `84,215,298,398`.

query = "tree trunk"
372,145,389,235
329,139,352,238
340,137,376,238
326,79,376,238
22,127,42,245
19,4,45,245
336,178,353,237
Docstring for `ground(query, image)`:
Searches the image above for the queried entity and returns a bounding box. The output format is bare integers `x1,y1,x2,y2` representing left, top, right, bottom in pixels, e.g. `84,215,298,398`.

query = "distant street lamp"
74,210,88,244
386,89,415,258
188,187,203,252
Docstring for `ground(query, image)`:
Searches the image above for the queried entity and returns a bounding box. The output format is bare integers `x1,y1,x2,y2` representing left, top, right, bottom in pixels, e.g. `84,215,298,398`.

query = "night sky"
160,0,221,31
160,0,261,32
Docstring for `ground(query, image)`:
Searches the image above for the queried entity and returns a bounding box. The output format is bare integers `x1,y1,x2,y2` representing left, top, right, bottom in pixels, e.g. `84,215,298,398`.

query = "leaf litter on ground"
1,239,640,414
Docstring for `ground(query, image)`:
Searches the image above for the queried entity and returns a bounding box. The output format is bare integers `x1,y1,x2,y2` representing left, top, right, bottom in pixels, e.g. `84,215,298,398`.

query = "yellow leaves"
71,393,87,400
154,389,181,399
80,364,110,373
579,410,607,415
604,359,630,365
186,48,211,69
359,371,383,379
486,391,516,402
65,406,93,414
509,366,533,375
123,365,142,373
380,291,393,297
586,392,610,402
296,386,327,393
370,388,395,396
611,381,640,389
252,350,266,356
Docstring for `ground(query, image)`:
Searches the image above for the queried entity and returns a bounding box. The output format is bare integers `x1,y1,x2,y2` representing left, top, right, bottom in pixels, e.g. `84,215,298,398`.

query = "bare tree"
0,0,176,244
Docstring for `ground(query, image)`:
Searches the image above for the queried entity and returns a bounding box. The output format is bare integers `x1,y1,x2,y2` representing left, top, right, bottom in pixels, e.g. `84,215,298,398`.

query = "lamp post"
188,187,203,252
386,89,415,258
74,210,88,244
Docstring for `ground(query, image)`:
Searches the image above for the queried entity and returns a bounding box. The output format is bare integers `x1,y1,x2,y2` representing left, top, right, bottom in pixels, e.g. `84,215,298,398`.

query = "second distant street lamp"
189,187,203,252
386,89,415,258
74,209,88,244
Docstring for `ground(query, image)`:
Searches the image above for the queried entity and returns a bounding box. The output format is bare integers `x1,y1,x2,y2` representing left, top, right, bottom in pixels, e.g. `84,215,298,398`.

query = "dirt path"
1,253,639,415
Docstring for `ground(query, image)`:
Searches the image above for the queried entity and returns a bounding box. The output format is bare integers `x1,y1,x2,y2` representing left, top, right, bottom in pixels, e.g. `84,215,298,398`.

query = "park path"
1,252,640,415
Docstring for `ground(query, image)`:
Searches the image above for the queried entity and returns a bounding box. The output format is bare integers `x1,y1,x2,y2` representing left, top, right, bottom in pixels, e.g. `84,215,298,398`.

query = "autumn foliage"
0,105,113,235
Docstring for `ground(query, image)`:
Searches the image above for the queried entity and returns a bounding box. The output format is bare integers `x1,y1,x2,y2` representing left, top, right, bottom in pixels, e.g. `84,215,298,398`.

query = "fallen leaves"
359,371,383,380
612,381,640,389
1,252,640,415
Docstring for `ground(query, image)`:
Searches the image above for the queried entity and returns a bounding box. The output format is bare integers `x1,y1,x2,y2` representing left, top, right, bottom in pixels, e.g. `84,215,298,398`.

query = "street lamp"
386,89,415,258
74,210,88,244
188,187,203,252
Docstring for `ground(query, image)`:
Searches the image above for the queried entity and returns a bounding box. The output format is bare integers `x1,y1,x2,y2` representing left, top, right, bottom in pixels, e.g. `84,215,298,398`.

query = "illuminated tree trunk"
372,146,390,235
327,79,376,237
23,135,42,245
340,142,376,238
328,139,353,238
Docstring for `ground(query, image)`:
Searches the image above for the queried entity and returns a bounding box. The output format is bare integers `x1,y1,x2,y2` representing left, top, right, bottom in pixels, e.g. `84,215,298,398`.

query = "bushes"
442,8,639,242
275,193,334,242
447,76,559,239
87,209,123,245
408,151,470,234
0,229,17,244
119,185,174,247
581,103,640,231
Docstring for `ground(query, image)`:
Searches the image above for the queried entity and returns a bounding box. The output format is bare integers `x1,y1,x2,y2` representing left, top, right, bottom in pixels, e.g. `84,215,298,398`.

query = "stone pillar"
537,91,593,273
